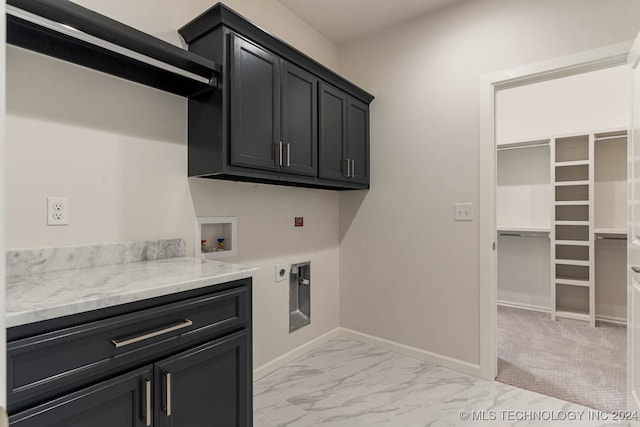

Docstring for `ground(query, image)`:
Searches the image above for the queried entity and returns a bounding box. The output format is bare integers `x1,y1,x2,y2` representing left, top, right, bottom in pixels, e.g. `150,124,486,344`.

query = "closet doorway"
494,66,628,411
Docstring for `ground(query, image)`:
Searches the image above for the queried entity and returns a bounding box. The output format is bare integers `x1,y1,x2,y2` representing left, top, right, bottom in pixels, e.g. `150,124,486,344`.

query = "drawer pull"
144,378,151,426
164,371,172,416
111,319,193,348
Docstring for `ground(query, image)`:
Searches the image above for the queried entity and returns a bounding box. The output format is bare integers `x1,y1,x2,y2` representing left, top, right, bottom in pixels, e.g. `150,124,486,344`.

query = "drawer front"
8,285,249,412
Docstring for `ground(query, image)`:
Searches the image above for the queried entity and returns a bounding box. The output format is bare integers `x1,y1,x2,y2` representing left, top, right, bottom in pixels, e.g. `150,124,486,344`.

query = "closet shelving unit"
497,128,627,327
551,134,594,325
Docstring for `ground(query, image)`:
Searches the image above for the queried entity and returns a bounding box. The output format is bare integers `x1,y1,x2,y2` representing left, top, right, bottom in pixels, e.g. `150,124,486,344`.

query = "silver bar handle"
144,378,151,426
632,266,640,274
350,159,355,178
111,319,193,348
286,143,291,167
345,158,351,178
164,371,172,416
278,141,283,166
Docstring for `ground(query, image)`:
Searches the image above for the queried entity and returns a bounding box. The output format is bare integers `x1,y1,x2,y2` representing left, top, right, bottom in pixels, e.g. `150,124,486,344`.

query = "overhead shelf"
6,0,220,97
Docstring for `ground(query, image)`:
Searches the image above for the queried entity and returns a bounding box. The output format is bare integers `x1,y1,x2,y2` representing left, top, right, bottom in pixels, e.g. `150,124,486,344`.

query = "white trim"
597,315,628,326
253,328,341,380
497,300,549,314
339,328,482,378
497,300,627,325
480,40,633,382
0,0,6,408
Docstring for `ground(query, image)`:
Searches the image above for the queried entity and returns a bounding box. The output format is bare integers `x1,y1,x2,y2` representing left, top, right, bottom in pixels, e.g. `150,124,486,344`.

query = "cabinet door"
281,60,318,176
347,96,370,185
9,366,152,427
155,331,250,427
230,34,281,171
319,82,348,181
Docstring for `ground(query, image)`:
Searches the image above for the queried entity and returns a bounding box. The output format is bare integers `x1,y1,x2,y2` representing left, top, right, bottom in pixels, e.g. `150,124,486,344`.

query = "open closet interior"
494,64,629,412
496,65,628,326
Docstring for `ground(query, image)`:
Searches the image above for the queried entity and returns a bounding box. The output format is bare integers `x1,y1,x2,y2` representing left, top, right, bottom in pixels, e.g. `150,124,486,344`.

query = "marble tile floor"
254,337,639,426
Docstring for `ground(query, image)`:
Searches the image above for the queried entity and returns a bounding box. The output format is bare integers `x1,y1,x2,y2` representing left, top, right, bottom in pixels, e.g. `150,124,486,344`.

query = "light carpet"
497,305,626,413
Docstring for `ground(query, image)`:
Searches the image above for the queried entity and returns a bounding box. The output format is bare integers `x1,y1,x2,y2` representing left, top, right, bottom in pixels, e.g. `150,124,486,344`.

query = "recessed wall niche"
195,217,237,259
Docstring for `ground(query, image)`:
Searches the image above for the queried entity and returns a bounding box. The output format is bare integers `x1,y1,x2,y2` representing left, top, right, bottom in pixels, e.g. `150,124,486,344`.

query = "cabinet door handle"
144,378,151,426
286,143,291,167
278,141,283,166
111,319,193,348
345,158,351,178
164,371,172,416
350,159,355,178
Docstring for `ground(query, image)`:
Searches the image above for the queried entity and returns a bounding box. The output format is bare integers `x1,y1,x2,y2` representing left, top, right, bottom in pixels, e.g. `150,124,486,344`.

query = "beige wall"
5,0,340,369
337,0,640,367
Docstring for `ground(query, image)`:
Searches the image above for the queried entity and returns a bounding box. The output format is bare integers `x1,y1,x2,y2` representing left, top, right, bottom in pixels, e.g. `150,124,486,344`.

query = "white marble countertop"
7,257,257,328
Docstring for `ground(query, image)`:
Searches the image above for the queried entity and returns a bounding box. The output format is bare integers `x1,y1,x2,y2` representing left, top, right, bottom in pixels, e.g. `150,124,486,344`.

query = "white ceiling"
276,0,458,45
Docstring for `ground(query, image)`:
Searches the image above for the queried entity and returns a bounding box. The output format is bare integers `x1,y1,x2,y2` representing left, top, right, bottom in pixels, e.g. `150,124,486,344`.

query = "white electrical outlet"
454,203,473,221
47,197,69,226
275,264,289,282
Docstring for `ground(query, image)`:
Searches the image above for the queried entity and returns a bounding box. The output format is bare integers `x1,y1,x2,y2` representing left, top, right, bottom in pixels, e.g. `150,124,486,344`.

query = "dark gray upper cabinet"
319,83,348,181
179,3,373,190
347,97,370,185
281,61,318,176
319,83,370,185
230,35,281,171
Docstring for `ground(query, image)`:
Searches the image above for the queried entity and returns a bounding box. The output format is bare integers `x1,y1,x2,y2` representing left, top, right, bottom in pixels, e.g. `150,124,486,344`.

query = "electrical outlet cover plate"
47,197,69,226
275,264,289,282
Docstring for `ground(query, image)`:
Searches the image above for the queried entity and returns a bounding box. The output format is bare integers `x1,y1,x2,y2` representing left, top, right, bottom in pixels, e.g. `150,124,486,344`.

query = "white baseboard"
596,314,627,325
253,328,341,380
339,327,482,378
498,300,627,326
497,300,550,313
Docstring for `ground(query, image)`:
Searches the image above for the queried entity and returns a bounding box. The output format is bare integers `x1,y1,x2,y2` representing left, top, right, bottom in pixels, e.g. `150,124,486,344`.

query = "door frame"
0,0,6,411
478,41,632,381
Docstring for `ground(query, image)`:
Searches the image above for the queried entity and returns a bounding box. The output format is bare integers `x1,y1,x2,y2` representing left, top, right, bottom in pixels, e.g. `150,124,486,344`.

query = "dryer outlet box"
276,264,289,282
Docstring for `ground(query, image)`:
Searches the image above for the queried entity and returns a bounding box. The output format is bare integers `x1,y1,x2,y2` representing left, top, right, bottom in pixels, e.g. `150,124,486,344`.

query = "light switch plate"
454,203,473,221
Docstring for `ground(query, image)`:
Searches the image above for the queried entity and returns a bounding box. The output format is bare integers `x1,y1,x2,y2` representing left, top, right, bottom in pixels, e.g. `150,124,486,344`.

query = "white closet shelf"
497,226,551,233
555,201,589,206
555,259,590,266
594,228,626,235
555,221,589,226
555,309,590,322
555,240,590,246
555,160,589,167
555,278,590,287
496,138,550,150
555,180,589,187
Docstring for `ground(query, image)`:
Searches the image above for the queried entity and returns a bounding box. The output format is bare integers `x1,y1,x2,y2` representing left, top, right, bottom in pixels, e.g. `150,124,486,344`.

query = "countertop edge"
7,263,257,329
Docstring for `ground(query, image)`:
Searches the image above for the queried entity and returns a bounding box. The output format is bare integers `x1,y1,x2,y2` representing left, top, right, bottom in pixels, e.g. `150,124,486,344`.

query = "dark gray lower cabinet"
156,332,249,427
9,366,153,427
7,279,252,426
